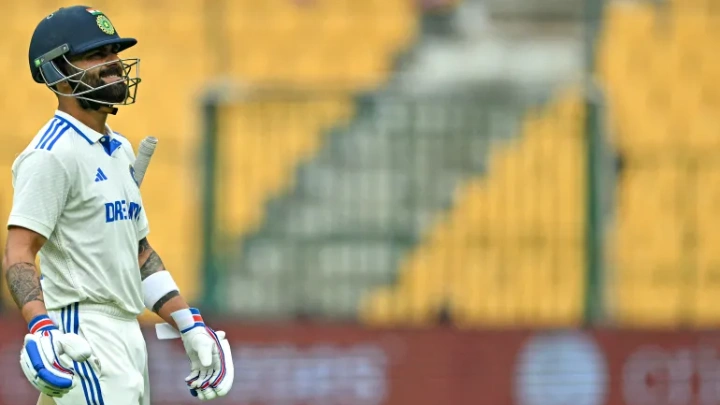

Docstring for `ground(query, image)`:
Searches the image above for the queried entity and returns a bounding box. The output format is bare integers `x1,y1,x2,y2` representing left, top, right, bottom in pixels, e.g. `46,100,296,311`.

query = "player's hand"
19,314,102,398
178,308,234,401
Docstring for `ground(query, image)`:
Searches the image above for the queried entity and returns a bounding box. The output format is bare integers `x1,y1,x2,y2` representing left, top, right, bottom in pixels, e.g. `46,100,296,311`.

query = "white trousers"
37,302,150,405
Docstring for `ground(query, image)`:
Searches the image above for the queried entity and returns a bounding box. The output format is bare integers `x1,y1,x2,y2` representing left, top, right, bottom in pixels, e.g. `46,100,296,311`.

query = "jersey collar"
54,110,113,144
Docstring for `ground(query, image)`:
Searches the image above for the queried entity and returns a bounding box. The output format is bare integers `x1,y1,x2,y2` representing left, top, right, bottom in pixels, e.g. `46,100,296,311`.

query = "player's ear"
54,83,68,95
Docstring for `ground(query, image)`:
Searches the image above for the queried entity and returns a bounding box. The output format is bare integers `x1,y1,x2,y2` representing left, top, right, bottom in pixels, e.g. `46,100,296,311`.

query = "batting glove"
172,308,234,401
19,314,101,398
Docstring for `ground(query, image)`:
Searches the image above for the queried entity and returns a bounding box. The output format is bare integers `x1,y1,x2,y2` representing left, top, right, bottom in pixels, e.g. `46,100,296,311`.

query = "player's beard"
79,63,128,105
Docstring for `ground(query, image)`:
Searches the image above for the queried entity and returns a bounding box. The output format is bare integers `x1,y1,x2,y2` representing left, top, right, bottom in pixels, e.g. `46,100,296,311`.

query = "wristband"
171,308,205,334
28,314,57,334
142,271,180,311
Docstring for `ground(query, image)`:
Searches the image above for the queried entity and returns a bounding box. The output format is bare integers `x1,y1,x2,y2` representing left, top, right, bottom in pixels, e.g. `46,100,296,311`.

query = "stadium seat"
223,0,417,89
599,2,720,326
360,91,587,327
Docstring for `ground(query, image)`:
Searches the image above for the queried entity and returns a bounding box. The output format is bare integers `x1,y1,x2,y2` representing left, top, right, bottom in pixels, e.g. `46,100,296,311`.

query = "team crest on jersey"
129,165,139,187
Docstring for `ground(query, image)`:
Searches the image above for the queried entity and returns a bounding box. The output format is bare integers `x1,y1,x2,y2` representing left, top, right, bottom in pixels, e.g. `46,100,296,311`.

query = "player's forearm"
137,237,189,329
2,255,47,322
156,293,190,330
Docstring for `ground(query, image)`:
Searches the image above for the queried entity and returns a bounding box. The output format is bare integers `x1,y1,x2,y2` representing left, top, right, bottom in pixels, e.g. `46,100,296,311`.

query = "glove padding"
174,308,234,401
19,315,101,398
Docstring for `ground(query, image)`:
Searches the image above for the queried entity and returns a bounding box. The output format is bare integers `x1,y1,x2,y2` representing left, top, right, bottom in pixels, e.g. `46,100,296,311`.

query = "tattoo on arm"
138,237,166,281
6,263,43,309
140,251,165,280
152,290,180,313
138,237,150,256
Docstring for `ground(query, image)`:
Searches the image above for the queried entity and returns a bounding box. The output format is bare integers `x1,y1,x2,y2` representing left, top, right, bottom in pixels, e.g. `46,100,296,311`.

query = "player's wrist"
171,308,205,334
20,297,49,319
27,314,58,334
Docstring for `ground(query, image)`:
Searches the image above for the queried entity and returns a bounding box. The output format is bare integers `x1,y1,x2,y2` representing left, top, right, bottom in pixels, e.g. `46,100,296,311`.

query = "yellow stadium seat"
222,0,416,88
600,2,720,326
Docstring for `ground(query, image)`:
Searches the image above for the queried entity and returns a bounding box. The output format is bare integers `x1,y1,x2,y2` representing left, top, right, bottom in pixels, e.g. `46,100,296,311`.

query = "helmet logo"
96,15,115,35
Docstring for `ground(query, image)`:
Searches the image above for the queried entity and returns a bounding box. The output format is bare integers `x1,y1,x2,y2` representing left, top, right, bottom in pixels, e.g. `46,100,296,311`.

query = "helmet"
28,5,141,110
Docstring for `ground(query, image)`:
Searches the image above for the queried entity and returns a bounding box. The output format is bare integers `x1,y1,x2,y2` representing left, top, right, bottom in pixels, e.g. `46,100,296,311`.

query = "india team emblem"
87,8,116,36
96,15,115,35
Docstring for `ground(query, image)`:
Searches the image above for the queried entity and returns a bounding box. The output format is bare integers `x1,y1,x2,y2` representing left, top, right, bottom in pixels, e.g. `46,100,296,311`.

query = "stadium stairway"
225,87,534,319
359,90,586,327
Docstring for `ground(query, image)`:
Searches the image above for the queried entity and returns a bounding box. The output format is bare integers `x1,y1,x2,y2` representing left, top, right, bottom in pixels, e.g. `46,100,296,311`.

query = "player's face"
68,45,128,104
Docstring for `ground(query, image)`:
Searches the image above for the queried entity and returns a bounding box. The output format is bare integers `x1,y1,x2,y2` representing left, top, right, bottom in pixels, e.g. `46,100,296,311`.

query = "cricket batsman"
1,5,234,404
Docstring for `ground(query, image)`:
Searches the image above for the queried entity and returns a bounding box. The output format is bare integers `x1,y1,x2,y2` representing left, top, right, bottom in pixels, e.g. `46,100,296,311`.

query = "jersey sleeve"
7,151,71,239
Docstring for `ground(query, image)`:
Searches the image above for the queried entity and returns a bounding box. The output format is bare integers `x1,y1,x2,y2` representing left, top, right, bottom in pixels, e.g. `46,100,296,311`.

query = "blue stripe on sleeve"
46,124,72,151
39,123,67,150
35,119,60,149
54,114,94,145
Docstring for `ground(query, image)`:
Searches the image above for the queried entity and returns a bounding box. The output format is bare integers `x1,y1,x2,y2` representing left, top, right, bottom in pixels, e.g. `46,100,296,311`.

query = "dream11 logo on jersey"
105,200,143,223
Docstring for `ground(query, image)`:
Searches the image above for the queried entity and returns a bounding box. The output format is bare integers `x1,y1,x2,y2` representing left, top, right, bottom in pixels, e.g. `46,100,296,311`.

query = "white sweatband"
142,271,180,310
170,308,197,332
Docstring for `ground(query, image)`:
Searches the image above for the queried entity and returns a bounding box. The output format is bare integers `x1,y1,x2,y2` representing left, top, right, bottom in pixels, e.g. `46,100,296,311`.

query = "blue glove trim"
25,340,73,389
28,314,57,334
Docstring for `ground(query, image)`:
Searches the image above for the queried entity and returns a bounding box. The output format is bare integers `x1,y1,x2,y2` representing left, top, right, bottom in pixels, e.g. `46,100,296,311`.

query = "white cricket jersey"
7,110,150,315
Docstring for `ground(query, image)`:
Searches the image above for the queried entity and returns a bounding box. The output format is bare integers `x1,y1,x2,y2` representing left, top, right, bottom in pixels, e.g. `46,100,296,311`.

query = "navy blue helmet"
28,5,141,110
